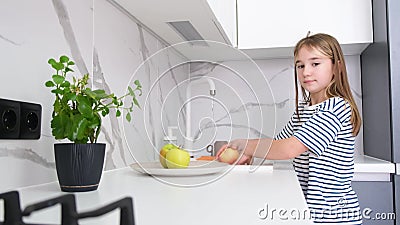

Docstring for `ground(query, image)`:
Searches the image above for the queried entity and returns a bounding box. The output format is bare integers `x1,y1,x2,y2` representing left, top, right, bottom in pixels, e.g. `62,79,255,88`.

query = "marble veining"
193,99,290,141
52,0,90,79
137,24,157,149
189,61,217,76
158,48,187,125
0,34,21,46
92,49,125,169
269,66,292,82
0,147,55,169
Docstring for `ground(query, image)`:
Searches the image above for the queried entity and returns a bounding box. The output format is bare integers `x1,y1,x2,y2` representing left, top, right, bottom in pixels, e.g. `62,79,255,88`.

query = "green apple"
166,148,190,169
159,143,178,168
218,147,239,164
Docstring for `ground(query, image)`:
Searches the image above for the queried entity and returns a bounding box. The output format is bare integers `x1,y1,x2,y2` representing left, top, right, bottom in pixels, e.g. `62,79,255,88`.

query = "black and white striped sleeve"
293,110,342,157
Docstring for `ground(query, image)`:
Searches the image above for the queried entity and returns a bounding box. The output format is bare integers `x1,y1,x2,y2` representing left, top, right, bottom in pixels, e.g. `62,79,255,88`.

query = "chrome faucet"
184,76,216,154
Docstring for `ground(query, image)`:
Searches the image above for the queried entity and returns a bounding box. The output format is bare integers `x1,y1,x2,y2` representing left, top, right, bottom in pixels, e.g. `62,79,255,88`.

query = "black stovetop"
0,191,135,225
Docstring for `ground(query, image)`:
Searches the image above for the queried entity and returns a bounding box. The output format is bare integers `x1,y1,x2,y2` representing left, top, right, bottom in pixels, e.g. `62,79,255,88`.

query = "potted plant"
45,55,142,192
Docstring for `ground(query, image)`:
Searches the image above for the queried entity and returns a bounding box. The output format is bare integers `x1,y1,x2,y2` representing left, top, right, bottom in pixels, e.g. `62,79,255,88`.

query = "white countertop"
271,154,395,181
3,164,313,225
354,155,395,173
353,155,395,181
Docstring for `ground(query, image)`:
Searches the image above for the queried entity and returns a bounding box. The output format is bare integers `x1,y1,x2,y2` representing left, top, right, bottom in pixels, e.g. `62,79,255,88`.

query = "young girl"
217,33,363,224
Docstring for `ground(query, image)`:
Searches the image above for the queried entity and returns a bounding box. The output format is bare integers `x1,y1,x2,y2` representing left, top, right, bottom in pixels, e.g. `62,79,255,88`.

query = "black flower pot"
54,143,106,192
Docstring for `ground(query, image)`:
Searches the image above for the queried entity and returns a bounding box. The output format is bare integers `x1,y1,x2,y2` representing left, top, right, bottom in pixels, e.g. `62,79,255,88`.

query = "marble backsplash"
0,0,188,191
0,0,364,191
187,56,363,157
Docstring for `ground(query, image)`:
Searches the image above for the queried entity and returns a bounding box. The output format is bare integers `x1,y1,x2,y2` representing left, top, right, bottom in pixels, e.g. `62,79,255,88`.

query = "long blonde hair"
293,33,361,136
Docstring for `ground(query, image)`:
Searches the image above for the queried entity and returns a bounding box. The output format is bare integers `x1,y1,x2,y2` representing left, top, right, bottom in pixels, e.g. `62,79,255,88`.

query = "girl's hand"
227,139,249,152
215,143,229,159
228,139,254,164
216,140,253,165
236,153,253,165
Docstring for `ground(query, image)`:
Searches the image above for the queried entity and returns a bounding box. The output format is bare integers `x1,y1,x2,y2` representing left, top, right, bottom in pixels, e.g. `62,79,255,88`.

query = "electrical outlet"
0,99,42,140
19,102,42,139
0,99,21,139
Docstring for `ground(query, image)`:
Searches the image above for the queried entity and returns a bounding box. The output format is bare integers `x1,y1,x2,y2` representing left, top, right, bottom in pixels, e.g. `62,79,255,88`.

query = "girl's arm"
229,137,308,161
265,137,308,159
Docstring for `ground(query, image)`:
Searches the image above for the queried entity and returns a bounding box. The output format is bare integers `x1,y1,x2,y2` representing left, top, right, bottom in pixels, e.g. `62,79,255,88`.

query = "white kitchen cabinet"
207,0,237,47
237,0,373,58
115,0,372,60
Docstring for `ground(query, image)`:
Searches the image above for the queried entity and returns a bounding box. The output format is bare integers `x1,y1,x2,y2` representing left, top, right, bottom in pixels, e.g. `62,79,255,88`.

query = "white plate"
130,160,230,176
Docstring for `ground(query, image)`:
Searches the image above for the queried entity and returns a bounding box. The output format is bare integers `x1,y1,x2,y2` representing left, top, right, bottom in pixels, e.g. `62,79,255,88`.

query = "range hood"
111,0,237,61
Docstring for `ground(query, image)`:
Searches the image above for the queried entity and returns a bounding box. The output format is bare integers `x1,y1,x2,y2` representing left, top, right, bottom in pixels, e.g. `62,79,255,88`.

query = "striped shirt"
275,97,362,224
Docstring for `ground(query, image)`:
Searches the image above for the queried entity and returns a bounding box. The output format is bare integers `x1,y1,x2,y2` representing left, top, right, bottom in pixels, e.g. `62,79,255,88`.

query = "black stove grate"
0,191,135,225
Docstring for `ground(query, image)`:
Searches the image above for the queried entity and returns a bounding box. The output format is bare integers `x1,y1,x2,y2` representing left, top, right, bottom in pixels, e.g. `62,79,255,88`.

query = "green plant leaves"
59,55,69,63
51,113,69,140
128,86,135,96
128,80,142,109
46,55,143,144
45,81,55,87
71,115,89,142
77,95,93,118
50,108,102,143
51,89,63,94
132,97,140,109
52,75,65,84
53,63,64,71
126,112,131,122
88,115,101,129
64,67,74,73
134,80,142,89
85,89,110,100
101,107,109,117
48,58,56,65
60,81,71,88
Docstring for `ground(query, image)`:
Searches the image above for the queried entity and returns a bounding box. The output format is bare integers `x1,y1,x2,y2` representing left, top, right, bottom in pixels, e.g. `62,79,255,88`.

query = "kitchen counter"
2,164,313,225
271,154,395,181
353,154,395,181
